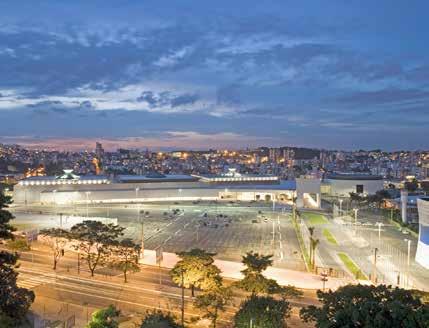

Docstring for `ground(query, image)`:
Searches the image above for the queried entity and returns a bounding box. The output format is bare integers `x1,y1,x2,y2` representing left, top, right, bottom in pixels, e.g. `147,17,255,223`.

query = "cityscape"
0,1,428,328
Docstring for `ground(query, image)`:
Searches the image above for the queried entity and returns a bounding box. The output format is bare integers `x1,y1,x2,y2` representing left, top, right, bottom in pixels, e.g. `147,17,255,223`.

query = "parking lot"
11,202,306,271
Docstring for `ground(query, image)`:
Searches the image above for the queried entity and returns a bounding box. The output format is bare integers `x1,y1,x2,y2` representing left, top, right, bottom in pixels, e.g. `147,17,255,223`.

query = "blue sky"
0,0,428,150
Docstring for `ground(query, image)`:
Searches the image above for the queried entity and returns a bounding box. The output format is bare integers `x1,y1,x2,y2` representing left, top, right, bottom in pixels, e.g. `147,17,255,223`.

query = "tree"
70,220,125,276
140,310,183,328
109,238,140,283
234,295,291,328
170,248,221,297
194,285,232,328
6,238,31,253
241,251,273,275
421,180,429,195
40,228,69,270
300,284,429,328
404,179,419,192
236,252,292,296
86,305,120,328
0,191,34,326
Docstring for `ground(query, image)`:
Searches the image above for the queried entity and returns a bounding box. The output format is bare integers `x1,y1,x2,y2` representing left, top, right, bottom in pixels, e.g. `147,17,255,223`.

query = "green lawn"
302,212,328,225
337,252,367,280
323,229,338,245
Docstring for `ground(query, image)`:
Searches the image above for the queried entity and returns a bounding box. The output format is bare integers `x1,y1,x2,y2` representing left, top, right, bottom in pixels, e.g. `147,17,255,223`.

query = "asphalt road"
8,243,316,327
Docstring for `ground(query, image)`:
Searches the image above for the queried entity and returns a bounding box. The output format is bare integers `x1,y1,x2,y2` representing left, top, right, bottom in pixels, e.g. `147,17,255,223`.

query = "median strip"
337,252,367,280
323,229,338,245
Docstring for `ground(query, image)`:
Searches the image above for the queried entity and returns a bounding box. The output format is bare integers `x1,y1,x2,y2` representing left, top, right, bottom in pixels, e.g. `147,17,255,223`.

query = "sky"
0,0,428,151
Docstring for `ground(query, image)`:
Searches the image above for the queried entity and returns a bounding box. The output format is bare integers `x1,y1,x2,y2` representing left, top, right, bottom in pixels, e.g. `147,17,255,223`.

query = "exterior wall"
416,199,429,269
296,178,321,208
14,181,295,205
325,179,383,197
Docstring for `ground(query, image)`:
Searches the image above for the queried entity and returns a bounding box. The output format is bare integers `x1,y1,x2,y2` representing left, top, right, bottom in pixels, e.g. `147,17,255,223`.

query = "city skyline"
1,1,429,150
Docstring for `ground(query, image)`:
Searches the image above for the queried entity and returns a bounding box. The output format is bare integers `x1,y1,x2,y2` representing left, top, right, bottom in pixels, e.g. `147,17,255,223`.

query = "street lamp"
404,238,411,267
353,208,358,224
375,222,383,241
339,199,343,215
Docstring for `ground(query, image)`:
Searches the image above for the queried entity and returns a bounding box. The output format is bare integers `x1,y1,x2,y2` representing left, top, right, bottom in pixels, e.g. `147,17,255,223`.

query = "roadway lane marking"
175,229,181,235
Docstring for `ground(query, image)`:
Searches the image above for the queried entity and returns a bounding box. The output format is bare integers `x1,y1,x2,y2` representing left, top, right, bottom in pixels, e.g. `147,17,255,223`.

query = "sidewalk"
140,249,351,290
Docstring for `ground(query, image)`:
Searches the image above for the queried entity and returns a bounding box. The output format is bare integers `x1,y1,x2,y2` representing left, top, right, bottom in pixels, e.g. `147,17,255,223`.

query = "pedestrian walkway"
18,271,58,290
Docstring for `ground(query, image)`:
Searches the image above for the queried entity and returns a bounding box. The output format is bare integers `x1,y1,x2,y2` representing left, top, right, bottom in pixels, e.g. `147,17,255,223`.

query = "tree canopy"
234,295,291,328
86,305,120,328
300,284,429,328
140,310,183,328
70,220,125,276
109,238,140,283
194,285,232,328
235,252,299,297
0,191,34,326
170,248,221,296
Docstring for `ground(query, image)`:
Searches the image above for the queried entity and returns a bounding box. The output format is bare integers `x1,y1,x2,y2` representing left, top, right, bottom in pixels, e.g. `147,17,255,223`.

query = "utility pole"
181,270,185,326
372,248,378,284
77,252,80,275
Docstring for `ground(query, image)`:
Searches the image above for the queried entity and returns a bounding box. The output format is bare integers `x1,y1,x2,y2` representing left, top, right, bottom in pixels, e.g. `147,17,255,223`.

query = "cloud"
0,1,429,150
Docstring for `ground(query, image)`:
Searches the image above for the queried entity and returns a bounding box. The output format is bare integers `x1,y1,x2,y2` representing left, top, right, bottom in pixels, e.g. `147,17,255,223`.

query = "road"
301,206,429,291
10,242,317,327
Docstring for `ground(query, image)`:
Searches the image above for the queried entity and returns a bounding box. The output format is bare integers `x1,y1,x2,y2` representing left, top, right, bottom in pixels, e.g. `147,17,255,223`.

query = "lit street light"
375,222,383,241
404,238,412,288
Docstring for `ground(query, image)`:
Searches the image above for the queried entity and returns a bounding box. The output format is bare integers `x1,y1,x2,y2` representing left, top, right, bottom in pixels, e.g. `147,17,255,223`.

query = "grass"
12,223,37,231
337,252,367,280
302,212,328,225
323,229,338,245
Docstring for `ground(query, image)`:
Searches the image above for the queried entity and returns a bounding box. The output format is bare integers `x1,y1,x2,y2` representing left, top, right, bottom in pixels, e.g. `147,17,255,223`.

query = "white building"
323,173,384,197
416,198,429,269
14,169,297,206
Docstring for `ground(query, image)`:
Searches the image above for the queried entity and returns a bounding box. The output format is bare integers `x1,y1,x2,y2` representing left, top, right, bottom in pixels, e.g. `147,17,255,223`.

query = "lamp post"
339,198,343,215
404,239,411,267
375,222,383,241
353,208,358,224
404,238,411,287
372,248,378,284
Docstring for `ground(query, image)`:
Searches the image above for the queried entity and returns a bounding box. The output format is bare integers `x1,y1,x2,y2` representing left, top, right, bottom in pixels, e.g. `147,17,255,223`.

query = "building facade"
416,198,429,269
323,173,384,197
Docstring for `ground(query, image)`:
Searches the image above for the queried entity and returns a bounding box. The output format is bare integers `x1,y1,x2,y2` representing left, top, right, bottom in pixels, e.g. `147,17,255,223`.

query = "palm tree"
241,252,273,276
310,238,319,270
308,227,315,269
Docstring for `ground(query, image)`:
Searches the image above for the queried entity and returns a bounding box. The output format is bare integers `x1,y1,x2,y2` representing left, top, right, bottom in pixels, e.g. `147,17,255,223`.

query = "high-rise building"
269,148,280,163
95,142,104,159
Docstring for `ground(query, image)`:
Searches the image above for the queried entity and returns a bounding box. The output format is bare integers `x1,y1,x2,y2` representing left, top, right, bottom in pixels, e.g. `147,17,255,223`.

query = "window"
356,184,364,194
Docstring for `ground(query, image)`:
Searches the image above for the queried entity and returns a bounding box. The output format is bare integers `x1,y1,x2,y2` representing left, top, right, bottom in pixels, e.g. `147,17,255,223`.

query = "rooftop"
326,172,383,181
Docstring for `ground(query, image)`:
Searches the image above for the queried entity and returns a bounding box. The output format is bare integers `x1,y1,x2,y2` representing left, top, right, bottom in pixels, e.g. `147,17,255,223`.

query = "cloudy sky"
0,1,428,151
